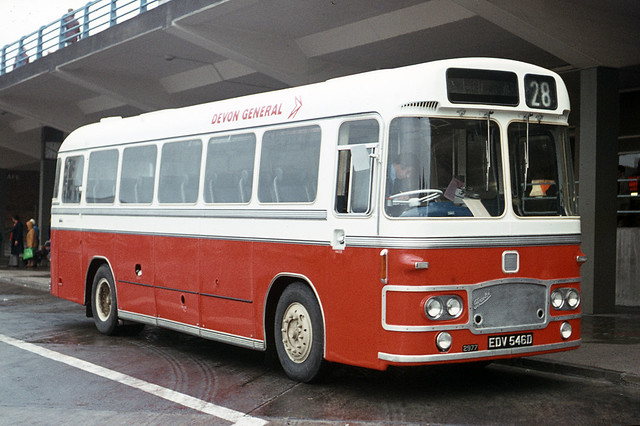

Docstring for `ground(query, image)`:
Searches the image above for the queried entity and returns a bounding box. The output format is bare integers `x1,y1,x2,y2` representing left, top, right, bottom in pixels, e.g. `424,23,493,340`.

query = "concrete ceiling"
1,0,639,170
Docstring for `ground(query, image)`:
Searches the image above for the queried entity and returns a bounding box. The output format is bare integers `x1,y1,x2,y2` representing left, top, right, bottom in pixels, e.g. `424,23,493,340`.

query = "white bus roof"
60,57,569,153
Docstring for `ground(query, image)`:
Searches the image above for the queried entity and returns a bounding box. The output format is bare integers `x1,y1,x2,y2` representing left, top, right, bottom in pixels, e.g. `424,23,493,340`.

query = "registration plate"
487,333,533,350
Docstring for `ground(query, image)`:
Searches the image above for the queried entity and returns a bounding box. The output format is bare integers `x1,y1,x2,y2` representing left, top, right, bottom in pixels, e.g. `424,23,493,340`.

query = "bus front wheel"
91,264,118,335
274,282,325,382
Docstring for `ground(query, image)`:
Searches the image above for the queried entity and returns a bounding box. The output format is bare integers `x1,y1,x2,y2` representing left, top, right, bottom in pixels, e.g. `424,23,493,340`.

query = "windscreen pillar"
40,127,64,243
578,67,619,314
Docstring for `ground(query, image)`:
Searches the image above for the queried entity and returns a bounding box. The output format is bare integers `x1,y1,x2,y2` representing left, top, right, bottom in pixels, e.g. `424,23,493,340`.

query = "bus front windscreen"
385,117,505,218
508,123,578,217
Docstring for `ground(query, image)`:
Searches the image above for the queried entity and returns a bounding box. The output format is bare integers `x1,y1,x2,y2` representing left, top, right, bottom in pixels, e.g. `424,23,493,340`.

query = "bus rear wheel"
274,282,325,382
91,264,118,335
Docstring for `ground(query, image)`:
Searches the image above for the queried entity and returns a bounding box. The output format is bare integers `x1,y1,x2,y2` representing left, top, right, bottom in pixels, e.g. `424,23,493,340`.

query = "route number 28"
525,74,557,110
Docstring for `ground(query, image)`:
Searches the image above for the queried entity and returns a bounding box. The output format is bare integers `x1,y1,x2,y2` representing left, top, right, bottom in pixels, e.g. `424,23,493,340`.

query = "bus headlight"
425,296,464,320
425,298,443,319
551,290,564,309
560,322,572,339
566,290,580,309
551,287,580,311
436,332,452,352
446,297,463,318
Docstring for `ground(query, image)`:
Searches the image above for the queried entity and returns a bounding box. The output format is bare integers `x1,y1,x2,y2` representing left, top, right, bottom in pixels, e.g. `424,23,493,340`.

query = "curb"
0,273,51,293
501,357,640,386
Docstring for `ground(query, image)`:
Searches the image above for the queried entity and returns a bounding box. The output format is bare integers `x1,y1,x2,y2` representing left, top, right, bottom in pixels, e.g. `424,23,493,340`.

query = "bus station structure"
0,0,639,314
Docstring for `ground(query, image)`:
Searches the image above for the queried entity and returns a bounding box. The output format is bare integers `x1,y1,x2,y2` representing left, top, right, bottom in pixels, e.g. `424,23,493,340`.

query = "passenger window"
204,133,256,203
258,125,321,203
120,145,157,204
159,140,202,203
62,155,84,204
53,160,61,200
335,119,378,214
86,150,118,204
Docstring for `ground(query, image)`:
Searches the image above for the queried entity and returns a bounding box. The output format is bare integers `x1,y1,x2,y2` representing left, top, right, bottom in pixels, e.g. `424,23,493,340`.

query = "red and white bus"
51,58,582,382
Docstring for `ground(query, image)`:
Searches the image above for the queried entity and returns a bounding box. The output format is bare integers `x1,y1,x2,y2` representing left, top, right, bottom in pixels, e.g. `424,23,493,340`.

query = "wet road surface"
1,281,639,425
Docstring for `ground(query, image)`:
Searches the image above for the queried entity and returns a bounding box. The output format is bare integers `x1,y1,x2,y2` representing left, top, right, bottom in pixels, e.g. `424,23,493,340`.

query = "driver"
386,154,419,216
387,154,418,196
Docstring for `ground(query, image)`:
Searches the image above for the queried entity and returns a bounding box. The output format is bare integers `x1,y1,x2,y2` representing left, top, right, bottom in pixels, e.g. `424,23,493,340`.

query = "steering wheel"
388,189,443,205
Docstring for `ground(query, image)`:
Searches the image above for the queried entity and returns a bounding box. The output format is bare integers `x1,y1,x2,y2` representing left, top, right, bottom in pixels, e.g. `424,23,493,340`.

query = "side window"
258,125,321,203
62,155,84,203
159,140,202,203
204,133,256,203
120,145,157,204
335,119,378,214
52,159,61,200
86,149,118,204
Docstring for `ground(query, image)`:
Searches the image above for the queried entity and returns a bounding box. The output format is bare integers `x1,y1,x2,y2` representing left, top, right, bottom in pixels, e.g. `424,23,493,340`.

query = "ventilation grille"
401,101,439,110
502,251,520,273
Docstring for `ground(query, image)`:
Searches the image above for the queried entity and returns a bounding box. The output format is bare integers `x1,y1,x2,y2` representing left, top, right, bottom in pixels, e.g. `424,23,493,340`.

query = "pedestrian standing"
63,9,81,45
25,220,38,268
9,215,24,268
29,218,40,242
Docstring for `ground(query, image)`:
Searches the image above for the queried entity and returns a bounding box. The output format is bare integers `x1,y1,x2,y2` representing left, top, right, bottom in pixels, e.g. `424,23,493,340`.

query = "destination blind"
446,68,519,106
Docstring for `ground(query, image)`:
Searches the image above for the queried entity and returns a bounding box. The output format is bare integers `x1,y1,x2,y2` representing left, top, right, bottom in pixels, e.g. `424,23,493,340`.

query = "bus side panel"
250,241,384,367
83,231,117,303
155,235,200,327
51,229,85,305
321,247,385,370
199,239,255,338
50,229,59,298
252,241,315,343
84,231,116,269
115,233,156,318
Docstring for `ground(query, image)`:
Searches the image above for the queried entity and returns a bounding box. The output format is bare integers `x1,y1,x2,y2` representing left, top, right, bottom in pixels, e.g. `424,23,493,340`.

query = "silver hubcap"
281,302,312,363
95,278,111,321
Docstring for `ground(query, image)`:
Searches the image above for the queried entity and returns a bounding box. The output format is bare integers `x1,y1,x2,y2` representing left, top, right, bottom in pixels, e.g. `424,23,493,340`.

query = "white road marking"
0,333,268,425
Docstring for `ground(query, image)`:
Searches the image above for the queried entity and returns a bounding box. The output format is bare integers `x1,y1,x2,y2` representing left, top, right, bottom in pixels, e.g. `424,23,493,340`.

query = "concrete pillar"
0,168,7,255
579,67,619,314
40,127,64,243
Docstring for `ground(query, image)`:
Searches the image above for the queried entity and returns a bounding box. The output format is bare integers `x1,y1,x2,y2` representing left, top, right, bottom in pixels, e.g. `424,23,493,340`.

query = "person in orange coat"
25,220,38,267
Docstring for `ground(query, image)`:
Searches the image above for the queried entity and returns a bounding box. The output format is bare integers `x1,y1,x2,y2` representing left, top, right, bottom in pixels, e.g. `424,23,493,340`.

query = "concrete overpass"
1,0,639,313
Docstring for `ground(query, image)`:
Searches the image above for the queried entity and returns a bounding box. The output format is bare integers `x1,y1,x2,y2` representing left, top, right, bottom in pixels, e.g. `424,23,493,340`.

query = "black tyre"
91,264,119,335
274,282,325,382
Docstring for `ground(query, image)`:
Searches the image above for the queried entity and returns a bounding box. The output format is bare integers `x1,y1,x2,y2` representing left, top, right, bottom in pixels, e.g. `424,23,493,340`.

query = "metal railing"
618,177,640,216
1,0,161,75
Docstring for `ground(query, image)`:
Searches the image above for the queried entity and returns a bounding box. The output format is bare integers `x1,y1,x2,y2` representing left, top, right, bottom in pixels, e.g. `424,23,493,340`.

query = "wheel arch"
84,256,114,317
263,273,326,355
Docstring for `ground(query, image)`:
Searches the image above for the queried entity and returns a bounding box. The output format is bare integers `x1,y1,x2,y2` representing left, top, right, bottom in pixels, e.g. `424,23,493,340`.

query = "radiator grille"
471,281,547,334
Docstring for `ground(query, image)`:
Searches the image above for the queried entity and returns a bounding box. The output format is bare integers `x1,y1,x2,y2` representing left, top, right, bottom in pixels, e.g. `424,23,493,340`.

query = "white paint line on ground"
0,333,268,425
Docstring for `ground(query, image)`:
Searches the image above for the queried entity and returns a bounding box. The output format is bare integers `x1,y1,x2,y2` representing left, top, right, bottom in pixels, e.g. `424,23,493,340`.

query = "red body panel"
155,236,199,326
51,229,84,305
116,234,156,318
51,228,582,370
199,239,255,337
